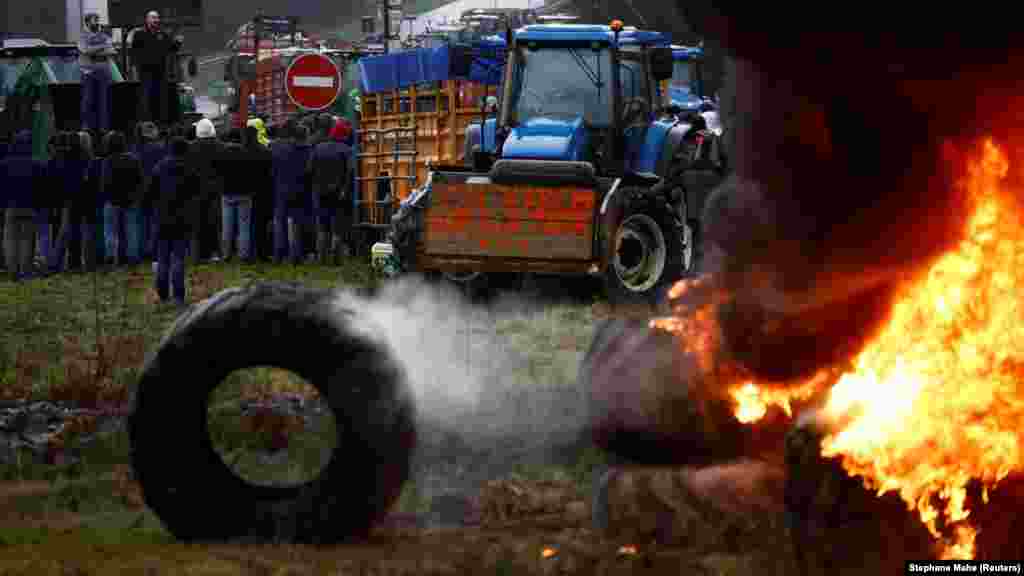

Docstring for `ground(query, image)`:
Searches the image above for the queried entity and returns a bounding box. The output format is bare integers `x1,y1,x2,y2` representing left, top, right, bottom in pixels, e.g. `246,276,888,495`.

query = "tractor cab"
462,22,673,176
666,44,707,115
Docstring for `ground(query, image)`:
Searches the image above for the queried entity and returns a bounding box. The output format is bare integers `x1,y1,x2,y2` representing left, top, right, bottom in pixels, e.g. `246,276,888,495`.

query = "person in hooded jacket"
150,137,199,306
48,131,93,273
186,118,226,263
134,121,166,261
271,123,314,264
308,118,354,264
240,124,274,262
1,130,48,280
102,131,145,266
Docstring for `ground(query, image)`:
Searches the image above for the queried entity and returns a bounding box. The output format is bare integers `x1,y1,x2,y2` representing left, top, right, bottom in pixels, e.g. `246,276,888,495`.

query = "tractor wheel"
128,282,417,544
441,269,492,303
605,191,686,307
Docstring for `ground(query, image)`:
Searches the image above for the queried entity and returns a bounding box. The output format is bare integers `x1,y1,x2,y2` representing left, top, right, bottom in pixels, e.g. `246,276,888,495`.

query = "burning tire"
128,282,417,544
581,318,748,467
606,191,685,307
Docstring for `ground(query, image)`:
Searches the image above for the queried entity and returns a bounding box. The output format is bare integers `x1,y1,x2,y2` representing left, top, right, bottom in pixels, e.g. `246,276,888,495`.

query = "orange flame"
729,374,827,423
659,138,1023,559
814,138,1024,559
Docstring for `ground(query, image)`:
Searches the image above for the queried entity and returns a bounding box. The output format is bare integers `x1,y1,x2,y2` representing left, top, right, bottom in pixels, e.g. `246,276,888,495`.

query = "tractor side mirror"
649,47,673,82
449,44,474,77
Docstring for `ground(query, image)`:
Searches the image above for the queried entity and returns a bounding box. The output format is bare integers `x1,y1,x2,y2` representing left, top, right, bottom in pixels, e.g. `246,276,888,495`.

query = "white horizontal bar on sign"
292,76,335,88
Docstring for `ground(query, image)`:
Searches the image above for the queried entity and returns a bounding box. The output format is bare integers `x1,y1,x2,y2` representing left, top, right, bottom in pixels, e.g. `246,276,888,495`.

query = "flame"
617,544,638,556
813,138,1024,559
657,139,1024,559
729,372,830,423
541,547,557,559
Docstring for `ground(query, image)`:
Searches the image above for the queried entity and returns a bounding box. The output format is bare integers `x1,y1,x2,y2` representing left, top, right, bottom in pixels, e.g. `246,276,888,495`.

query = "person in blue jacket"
271,123,314,264
1,130,49,280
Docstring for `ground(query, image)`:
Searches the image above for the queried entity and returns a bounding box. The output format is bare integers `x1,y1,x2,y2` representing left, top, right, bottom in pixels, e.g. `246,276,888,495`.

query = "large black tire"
604,189,686,307
128,282,417,544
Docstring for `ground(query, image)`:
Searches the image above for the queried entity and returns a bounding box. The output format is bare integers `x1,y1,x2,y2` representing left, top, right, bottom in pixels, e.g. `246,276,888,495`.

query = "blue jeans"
140,206,154,258
155,238,188,304
273,197,289,262
287,208,310,263
80,66,112,132
34,209,51,265
110,205,142,265
103,203,115,261
221,196,253,261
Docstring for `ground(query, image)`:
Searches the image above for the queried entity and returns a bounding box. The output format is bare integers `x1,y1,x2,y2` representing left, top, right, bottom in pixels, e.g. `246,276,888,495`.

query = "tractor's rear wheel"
605,192,685,307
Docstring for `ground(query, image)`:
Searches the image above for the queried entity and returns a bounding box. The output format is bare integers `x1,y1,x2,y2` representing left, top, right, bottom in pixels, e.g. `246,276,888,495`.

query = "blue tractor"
386,21,725,305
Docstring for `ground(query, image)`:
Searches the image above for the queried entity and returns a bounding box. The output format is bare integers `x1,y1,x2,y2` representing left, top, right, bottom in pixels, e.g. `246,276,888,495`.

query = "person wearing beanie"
186,118,226,262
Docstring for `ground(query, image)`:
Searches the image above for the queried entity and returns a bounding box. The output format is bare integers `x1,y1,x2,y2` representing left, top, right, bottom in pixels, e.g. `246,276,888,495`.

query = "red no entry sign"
285,53,342,110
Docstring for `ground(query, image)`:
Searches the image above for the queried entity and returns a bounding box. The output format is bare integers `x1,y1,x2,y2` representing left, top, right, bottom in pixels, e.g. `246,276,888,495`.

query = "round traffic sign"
285,53,342,110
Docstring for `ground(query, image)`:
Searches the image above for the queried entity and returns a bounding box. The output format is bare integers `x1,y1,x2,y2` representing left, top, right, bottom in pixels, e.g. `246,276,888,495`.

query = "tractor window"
672,60,694,92
512,44,613,127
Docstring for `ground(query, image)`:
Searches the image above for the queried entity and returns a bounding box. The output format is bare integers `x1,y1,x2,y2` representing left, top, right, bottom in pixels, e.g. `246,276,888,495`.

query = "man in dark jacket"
130,11,179,125
102,131,145,266
150,137,198,306
271,123,313,264
48,131,95,273
217,128,247,261
186,118,226,262
308,119,353,264
134,121,165,261
239,125,274,262
1,130,48,280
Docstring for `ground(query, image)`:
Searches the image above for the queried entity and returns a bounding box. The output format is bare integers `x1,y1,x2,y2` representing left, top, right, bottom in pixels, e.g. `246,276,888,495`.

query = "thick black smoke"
676,6,1024,383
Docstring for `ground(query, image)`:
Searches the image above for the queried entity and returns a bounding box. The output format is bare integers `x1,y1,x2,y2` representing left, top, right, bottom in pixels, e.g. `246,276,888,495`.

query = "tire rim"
613,213,667,293
443,269,482,283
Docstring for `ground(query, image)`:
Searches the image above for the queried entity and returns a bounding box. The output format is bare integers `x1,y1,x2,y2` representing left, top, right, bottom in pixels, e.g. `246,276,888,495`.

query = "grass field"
0,259,789,575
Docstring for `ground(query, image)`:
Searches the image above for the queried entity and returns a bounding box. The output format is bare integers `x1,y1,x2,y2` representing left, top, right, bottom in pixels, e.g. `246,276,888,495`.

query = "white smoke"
334,275,590,444
331,275,594,513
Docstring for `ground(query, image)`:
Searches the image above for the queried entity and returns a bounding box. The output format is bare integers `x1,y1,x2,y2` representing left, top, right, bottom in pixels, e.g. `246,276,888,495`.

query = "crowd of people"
0,112,355,307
